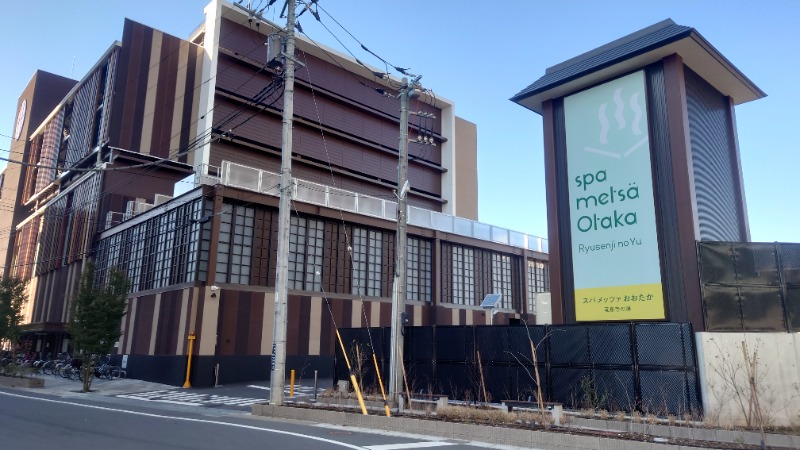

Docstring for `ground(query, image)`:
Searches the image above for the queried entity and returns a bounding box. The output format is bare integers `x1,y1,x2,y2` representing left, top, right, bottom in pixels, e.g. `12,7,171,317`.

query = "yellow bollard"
289,369,295,397
335,329,368,415
183,332,196,388
372,353,391,417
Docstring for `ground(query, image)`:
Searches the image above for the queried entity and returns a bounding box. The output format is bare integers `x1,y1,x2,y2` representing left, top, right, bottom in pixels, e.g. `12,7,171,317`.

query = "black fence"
698,242,800,332
335,322,701,415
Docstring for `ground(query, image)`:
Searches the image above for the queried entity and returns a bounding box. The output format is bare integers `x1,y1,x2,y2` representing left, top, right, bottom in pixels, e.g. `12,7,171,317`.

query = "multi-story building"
1,0,548,386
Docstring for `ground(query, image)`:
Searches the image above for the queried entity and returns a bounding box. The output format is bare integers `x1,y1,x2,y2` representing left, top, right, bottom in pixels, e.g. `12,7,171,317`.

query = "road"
0,389,513,450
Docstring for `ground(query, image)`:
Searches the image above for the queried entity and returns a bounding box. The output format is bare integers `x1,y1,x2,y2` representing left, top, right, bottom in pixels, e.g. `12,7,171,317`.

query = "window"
407,237,431,302
289,216,323,291
351,226,386,297
526,260,550,314
492,254,513,309
452,246,475,305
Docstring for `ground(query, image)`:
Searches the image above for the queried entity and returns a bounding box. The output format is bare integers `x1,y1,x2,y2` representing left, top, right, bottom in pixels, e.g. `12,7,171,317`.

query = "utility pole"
389,76,421,400
270,0,297,407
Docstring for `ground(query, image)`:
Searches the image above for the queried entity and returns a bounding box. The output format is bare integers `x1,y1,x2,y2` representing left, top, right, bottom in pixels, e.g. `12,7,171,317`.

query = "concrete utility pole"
389,76,420,400
271,0,297,407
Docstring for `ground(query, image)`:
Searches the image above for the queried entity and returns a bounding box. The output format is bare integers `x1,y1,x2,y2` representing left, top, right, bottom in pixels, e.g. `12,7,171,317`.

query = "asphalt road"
0,388,510,450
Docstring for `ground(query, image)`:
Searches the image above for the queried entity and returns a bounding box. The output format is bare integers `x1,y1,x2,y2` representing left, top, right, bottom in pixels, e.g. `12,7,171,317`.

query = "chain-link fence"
698,242,800,332
335,322,700,415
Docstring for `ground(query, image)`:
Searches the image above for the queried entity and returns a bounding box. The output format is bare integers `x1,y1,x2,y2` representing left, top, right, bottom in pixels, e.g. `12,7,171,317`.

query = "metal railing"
210,160,548,253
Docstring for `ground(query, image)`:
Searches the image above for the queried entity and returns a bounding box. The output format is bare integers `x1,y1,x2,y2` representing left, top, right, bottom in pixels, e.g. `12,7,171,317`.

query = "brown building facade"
3,0,549,386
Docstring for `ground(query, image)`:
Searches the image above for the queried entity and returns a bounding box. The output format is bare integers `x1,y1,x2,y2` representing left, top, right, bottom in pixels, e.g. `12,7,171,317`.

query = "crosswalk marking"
117,390,265,407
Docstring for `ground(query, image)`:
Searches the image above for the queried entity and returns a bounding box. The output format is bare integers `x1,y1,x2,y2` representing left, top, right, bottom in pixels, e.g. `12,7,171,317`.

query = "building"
2,0,549,386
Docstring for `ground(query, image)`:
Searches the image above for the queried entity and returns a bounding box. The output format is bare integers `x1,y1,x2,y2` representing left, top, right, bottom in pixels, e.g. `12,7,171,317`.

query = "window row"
95,198,210,291
443,243,521,309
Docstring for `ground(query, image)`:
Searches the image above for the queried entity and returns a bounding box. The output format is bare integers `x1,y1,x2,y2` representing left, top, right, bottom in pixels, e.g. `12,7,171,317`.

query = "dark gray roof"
510,19,692,103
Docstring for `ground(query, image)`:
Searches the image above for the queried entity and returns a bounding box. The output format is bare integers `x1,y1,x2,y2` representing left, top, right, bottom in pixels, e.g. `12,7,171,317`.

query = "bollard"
182,332,196,388
289,369,295,397
214,363,222,387
313,370,318,400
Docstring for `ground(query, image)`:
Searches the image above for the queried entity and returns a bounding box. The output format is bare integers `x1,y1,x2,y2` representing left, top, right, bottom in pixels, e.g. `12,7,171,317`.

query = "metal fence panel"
550,367,590,408
593,369,636,411
781,244,800,285
588,324,632,366
405,326,434,361
702,285,742,331
639,370,695,415
435,362,472,399
549,325,590,365
335,323,699,414
734,243,780,285
739,286,785,331
435,326,472,362
699,242,737,284
636,323,689,367
699,242,800,332
787,286,800,332
406,361,435,394
475,326,509,363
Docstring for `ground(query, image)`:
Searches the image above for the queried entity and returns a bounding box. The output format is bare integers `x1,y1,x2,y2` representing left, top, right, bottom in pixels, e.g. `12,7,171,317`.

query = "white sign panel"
564,71,665,321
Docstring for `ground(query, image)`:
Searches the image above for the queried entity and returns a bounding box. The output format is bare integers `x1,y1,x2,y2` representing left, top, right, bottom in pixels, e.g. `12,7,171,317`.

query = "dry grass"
436,405,515,425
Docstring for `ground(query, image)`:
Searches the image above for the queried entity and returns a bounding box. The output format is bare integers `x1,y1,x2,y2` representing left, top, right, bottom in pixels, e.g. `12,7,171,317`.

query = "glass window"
492,254,513,309
526,260,550,314
407,237,432,302
452,246,475,305
289,216,324,291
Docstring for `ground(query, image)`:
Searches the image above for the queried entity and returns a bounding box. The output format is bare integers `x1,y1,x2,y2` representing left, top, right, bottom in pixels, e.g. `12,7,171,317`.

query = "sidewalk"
16,374,175,398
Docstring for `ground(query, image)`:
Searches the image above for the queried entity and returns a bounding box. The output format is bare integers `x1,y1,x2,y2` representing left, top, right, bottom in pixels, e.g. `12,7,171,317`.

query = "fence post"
774,242,792,332
629,322,641,412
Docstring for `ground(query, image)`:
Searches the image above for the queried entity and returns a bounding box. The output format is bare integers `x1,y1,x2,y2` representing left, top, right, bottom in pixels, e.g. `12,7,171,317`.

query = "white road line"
364,442,454,450
152,399,202,406
0,391,366,449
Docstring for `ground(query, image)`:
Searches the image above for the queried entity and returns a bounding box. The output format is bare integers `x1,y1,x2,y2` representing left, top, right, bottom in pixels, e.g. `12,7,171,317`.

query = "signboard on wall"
564,70,665,321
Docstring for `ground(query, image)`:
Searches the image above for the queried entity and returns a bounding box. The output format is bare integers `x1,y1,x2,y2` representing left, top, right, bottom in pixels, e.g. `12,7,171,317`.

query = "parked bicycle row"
1,352,122,381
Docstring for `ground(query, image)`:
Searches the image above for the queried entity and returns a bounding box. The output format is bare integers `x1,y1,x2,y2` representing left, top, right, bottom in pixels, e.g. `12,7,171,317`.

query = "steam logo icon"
584,87,648,159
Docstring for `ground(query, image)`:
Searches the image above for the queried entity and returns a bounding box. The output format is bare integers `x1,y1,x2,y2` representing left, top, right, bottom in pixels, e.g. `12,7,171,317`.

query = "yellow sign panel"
575,283,665,321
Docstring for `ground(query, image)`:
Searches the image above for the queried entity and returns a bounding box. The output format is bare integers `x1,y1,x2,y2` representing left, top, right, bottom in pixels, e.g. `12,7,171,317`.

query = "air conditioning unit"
154,194,173,206
135,201,154,214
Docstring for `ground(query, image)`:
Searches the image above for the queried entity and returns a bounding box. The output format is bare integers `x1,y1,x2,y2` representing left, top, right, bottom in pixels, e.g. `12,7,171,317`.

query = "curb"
251,403,682,450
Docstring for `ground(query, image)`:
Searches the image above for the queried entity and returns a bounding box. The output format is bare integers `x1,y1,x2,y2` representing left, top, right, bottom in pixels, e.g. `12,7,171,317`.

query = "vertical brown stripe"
119,23,153,152
296,296,311,356
379,301,391,326
234,292,251,355
320,299,333,355
286,295,301,355
133,295,155,354
541,100,564,323
150,34,179,158
663,55,703,328
219,290,238,356
179,44,199,164
341,300,352,328
139,30,163,155
248,293,264,354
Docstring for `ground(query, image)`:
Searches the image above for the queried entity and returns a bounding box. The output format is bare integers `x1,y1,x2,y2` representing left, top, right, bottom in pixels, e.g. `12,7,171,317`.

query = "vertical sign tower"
511,19,765,328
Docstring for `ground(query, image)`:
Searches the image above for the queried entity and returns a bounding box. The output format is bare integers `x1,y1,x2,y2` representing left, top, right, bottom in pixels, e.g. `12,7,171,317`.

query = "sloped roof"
511,19,765,114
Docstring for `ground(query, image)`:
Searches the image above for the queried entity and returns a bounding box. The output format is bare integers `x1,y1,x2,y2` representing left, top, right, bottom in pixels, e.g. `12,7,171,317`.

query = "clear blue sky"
2,1,798,244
